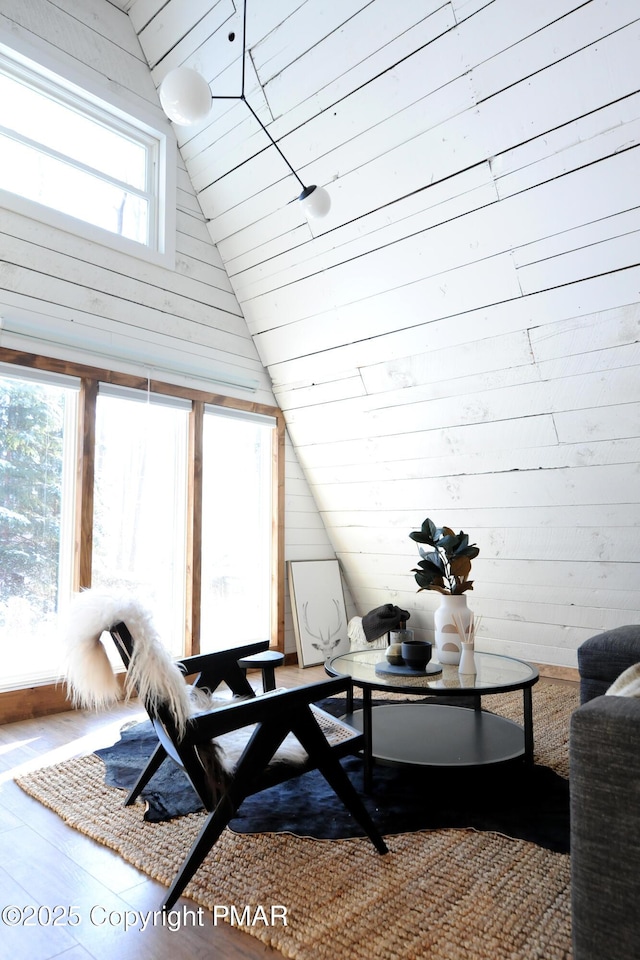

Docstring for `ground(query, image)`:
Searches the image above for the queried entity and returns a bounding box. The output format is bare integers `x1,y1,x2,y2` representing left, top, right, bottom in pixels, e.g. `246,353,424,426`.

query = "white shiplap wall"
119,0,640,669
3,0,639,668
0,0,337,655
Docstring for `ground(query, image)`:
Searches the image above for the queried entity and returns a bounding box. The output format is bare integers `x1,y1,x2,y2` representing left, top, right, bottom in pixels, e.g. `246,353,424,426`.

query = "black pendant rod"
241,96,306,191
232,0,307,192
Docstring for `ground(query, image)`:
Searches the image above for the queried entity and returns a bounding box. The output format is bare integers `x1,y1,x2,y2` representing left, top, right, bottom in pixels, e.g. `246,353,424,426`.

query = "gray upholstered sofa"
570,625,640,960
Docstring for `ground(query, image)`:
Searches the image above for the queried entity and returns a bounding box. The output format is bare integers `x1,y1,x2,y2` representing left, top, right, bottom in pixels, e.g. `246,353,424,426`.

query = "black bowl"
401,639,432,670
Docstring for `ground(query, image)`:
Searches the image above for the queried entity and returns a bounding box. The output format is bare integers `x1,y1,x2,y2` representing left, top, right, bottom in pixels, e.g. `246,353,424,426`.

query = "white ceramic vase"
433,594,472,665
458,642,477,676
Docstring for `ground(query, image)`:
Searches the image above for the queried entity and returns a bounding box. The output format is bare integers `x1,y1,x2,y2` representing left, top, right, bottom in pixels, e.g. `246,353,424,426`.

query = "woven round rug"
16,683,575,960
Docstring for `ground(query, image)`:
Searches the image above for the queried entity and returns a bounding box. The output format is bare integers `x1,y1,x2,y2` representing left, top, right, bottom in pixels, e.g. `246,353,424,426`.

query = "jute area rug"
17,683,577,960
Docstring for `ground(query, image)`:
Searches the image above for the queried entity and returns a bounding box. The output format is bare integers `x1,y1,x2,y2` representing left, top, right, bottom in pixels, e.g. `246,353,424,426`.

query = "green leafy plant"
409,518,479,595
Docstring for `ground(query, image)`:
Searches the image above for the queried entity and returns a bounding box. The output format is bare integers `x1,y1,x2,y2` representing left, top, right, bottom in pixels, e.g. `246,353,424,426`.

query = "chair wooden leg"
125,742,167,805
163,709,387,911
315,753,388,854
163,794,235,910
291,710,388,855
163,722,291,910
223,661,258,698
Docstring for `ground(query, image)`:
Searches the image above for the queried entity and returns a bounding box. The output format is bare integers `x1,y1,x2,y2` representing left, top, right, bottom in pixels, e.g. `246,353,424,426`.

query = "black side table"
238,649,285,692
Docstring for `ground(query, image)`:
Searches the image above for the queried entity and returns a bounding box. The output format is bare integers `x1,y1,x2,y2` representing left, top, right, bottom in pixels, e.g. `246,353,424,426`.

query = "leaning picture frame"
288,559,350,667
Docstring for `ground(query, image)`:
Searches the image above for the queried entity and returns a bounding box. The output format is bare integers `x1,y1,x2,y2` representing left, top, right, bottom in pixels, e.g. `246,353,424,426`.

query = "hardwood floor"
0,665,327,960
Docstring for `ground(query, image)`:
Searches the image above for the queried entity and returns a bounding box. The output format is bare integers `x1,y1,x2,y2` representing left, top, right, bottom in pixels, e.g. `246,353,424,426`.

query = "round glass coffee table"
326,649,539,789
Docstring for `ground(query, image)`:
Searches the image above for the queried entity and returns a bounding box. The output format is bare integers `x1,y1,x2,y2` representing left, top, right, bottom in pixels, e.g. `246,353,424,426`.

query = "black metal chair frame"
109,623,388,910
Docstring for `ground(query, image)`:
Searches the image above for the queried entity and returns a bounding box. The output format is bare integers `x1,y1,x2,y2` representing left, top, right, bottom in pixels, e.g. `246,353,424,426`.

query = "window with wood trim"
0,367,79,689
200,406,276,652
92,385,191,657
0,351,283,713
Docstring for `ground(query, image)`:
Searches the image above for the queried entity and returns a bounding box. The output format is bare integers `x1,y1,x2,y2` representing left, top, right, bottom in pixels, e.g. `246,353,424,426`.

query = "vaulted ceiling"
9,0,640,666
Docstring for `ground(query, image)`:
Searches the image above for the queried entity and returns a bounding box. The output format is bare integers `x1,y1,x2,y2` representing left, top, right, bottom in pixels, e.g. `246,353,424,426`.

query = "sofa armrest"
577,626,640,703
570,695,640,960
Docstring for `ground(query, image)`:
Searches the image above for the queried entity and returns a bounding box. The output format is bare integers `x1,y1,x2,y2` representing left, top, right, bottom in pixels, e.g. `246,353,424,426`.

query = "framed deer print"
288,559,349,667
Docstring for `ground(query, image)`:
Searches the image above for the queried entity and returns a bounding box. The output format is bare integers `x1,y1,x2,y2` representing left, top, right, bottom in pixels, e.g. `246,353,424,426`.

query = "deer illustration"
302,599,344,659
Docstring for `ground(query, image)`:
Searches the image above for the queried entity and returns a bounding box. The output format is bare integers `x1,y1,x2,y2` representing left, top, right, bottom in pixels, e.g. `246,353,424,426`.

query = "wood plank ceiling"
103,0,640,664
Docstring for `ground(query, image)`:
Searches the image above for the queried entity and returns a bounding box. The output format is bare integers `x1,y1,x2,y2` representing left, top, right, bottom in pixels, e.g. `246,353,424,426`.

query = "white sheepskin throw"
62,591,315,798
606,661,640,698
348,616,369,651
348,616,390,651
62,589,192,737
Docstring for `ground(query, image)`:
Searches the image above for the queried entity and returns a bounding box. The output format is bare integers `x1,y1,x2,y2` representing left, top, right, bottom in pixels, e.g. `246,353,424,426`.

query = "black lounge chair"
109,621,388,910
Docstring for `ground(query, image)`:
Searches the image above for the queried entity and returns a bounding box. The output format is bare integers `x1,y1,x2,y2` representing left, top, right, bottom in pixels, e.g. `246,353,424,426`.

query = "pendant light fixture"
158,1,331,221
158,66,212,126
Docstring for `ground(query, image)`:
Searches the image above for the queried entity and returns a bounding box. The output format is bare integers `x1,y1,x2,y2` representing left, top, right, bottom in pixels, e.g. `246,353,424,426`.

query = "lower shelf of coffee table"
346,702,526,767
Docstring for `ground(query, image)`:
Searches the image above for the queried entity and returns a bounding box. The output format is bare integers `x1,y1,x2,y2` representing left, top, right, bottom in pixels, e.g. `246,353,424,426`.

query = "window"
0,367,78,688
200,407,275,650
92,388,190,656
0,351,283,704
0,47,174,263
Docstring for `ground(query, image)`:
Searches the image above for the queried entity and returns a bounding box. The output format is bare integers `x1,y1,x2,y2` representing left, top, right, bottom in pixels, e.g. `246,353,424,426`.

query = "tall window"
0,49,173,262
200,407,275,650
0,354,282,701
0,367,78,688
92,388,190,656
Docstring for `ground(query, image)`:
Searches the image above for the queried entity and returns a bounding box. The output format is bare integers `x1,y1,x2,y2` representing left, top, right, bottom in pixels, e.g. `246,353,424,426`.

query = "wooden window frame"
0,346,285,722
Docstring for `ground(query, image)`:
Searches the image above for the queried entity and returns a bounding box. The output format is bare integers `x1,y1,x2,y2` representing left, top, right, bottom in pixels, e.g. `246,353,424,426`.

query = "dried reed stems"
452,612,482,647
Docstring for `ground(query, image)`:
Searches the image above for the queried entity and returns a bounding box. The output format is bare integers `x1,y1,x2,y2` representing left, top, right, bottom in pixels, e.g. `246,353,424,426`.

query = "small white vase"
433,594,472,665
458,642,476,676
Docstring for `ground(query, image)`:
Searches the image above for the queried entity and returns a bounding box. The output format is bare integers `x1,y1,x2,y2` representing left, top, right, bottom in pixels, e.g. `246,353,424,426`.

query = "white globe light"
159,67,212,126
298,184,331,219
